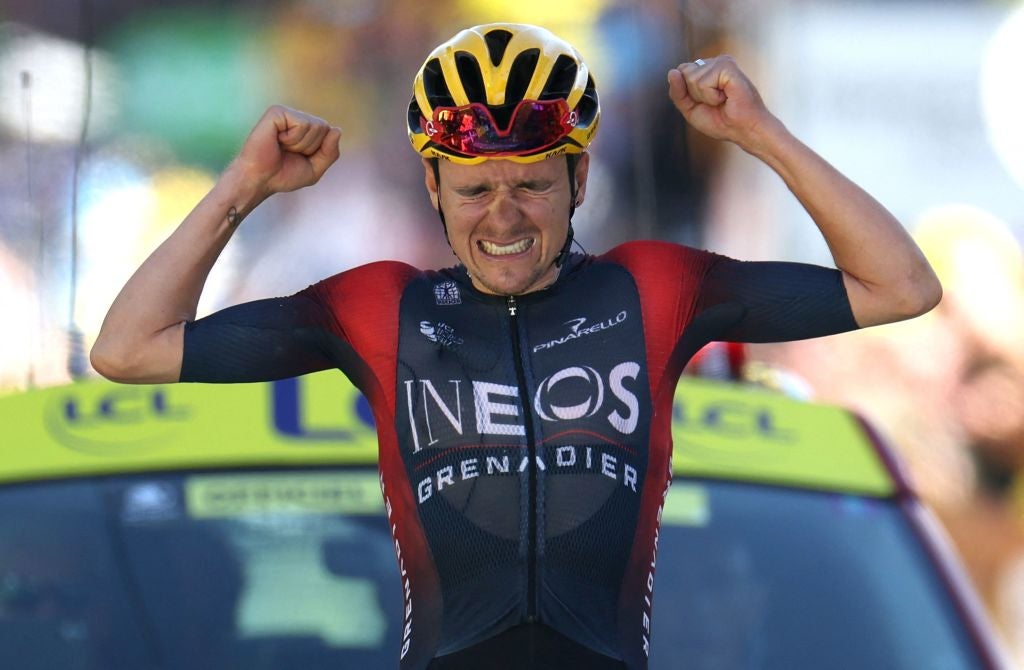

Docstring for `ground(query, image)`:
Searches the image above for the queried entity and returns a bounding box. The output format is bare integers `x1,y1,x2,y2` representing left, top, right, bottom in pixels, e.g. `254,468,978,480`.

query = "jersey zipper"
507,294,538,621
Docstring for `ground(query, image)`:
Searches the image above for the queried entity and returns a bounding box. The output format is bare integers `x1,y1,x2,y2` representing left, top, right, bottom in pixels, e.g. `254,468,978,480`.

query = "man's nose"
488,190,523,228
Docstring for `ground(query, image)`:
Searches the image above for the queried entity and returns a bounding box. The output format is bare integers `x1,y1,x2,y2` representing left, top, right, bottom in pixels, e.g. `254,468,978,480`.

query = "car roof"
0,372,896,496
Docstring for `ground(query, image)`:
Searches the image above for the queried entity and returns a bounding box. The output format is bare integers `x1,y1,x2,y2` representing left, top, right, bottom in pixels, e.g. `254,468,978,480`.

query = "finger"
278,118,320,152
273,106,330,147
667,68,696,115
268,105,308,138
679,60,726,106
307,126,343,181
288,123,330,156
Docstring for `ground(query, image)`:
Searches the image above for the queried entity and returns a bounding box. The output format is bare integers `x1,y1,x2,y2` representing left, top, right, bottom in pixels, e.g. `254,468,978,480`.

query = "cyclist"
92,23,940,670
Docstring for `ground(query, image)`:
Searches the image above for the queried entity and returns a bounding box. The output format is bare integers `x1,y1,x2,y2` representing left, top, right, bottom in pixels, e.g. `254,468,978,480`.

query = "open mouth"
478,238,534,256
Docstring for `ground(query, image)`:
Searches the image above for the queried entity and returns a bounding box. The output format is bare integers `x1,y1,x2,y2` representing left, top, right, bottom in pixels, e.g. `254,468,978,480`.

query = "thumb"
667,69,695,116
307,126,343,182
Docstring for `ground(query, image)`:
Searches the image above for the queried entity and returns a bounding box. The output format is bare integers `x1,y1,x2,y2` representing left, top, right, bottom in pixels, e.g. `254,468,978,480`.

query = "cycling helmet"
408,23,600,164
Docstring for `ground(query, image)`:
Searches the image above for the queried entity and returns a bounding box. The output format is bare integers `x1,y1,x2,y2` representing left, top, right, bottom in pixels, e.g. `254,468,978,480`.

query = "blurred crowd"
754,203,1024,663
2,0,1024,664
0,0,715,389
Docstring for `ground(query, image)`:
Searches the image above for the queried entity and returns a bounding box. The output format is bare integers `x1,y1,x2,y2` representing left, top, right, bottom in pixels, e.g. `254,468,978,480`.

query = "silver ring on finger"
694,58,706,66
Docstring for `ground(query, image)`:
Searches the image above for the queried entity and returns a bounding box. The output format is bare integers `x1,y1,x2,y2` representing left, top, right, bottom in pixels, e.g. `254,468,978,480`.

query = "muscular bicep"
180,295,343,383
693,257,859,343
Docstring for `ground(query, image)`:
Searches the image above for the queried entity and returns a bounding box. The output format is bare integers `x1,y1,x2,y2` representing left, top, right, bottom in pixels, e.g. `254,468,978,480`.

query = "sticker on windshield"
185,472,384,519
661,483,710,527
122,481,182,523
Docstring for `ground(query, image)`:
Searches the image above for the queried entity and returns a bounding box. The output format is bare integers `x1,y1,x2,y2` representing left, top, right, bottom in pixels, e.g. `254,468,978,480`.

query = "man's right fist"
231,105,342,200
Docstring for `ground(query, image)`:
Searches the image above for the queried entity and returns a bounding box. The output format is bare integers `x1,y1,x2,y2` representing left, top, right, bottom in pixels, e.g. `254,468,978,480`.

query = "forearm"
742,117,941,327
91,105,341,383
91,167,265,383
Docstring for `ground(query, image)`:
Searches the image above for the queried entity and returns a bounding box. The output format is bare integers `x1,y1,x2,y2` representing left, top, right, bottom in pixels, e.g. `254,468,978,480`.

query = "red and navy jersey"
181,241,858,669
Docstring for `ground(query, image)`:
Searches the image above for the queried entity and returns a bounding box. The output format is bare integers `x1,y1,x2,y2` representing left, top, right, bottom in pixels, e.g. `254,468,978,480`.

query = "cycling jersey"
181,240,858,669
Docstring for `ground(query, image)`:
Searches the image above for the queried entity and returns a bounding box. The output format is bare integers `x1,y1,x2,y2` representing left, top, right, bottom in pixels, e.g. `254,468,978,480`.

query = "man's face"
423,154,589,296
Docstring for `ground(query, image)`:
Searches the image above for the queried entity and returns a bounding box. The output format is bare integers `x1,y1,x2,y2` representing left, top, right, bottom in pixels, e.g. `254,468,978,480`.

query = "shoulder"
301,261,424,306
597,241,723,280
311,260,423,291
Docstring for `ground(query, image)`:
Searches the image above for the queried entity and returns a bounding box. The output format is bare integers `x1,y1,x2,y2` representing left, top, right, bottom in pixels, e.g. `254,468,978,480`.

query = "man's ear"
573,152,591,207
422,158,440,211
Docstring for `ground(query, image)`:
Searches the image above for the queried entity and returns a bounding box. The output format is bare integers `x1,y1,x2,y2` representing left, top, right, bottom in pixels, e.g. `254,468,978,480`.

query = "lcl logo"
62,387,187,424
47,386,189,454
45,377,377,452
271,377,376,441
673,399,797,442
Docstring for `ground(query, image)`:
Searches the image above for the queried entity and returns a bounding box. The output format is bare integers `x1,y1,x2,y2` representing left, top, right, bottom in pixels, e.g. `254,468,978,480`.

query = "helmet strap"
430,158,454,252
556,154,580,268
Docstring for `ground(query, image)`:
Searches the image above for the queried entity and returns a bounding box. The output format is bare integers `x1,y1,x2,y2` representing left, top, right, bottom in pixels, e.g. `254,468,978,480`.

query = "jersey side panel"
307,260,444,668
598,241,718,668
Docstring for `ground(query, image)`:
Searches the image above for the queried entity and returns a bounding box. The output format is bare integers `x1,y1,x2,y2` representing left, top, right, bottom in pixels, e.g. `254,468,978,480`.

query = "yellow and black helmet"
408,23,600,164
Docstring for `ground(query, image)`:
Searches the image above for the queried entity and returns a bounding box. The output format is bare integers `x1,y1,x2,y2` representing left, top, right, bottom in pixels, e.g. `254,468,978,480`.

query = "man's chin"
471,269,539,297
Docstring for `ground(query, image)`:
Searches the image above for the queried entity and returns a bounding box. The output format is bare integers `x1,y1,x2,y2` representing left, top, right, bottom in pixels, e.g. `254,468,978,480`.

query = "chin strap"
554,223,574,268
431,159,453,250
555,154,580,268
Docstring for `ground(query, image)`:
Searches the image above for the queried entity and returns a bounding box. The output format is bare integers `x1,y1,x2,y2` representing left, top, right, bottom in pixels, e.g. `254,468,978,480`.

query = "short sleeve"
180,292,341,383
694,256,859,343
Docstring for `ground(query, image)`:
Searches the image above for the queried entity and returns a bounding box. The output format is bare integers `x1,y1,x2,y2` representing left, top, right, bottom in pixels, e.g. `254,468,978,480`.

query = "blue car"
0,372,1012,669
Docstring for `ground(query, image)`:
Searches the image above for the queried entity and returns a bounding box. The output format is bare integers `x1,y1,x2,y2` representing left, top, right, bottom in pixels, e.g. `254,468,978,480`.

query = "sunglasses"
421,99,577,158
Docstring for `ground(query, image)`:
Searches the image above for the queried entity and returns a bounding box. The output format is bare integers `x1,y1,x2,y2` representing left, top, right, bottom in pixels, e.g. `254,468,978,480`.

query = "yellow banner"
0,372,894,496
671,377,892,496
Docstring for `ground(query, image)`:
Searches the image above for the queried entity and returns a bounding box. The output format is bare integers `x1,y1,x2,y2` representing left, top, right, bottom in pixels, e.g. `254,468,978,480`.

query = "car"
0,371,1013,669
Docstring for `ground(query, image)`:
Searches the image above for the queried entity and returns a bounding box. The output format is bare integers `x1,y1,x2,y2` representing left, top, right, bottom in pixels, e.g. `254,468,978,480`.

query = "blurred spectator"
752,203,1024,662
0,242,70,392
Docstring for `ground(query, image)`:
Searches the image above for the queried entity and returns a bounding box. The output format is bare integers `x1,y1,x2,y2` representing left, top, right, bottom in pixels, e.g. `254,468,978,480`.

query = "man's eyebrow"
451,178,554,194
515,178,554,190
453,182,491,194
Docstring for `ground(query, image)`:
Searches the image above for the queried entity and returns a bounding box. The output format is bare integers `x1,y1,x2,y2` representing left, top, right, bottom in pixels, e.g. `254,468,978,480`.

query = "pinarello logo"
533,311,628,353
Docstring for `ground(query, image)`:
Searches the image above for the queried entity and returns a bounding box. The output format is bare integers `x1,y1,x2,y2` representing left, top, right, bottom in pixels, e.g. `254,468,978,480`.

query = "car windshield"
0,470,983,669
651,480,984,670
0,468,401,670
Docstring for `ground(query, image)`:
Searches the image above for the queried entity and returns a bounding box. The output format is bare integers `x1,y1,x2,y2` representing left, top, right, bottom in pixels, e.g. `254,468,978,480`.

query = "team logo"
402,360,642,453
533,366,605,421
419,321,464,348
434,281,461,305
533,311,628,353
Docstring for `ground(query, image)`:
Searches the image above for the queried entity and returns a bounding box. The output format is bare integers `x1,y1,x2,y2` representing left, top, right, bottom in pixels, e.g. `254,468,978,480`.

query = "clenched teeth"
479,238,534,256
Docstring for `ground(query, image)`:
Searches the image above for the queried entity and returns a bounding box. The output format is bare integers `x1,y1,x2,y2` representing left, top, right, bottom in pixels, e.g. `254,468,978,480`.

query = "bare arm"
667,56,941,328
90,105,342,383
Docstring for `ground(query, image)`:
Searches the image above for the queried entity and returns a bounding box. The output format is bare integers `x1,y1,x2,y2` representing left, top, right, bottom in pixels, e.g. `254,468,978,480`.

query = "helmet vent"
455,51,486,104
576,74,599,124
484,29,514,66
541,54,578,100
506,48,540,106
422,58,455,107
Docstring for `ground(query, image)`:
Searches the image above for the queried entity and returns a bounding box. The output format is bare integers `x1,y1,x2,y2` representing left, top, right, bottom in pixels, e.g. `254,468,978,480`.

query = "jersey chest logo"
402,359,643,452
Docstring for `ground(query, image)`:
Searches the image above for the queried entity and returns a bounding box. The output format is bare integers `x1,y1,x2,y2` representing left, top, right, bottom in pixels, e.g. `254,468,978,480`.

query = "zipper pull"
507,295,517,316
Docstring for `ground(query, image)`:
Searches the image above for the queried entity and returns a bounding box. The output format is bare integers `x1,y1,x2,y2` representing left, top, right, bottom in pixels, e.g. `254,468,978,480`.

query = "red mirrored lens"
422,99,573,157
